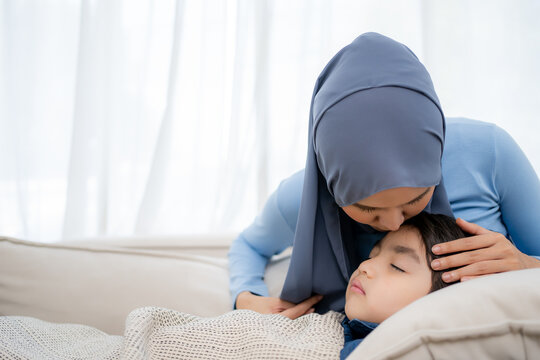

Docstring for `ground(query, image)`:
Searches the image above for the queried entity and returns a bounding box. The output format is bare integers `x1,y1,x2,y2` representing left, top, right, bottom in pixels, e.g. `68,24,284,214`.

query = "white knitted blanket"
0,307,346,359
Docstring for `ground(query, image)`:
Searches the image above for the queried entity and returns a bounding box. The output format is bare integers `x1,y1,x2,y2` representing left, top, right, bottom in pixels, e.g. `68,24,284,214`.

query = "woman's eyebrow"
392,245,420,263
353,187,431,210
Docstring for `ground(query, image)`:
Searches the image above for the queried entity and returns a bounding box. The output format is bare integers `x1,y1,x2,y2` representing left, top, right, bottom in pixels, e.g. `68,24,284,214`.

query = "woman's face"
341,186,435,231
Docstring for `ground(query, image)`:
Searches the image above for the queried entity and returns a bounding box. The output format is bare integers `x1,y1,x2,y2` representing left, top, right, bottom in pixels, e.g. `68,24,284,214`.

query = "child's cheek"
380,278,403,302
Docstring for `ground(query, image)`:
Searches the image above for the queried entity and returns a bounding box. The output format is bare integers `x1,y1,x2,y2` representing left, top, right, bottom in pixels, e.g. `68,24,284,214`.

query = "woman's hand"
236,292,323,319
430,218,540,282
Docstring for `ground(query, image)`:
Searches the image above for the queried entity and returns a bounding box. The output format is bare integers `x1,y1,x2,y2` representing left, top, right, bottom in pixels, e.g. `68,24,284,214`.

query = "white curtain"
1,0,539,243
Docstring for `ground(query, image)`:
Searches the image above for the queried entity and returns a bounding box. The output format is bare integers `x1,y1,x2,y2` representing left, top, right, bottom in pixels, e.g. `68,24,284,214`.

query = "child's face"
345,226,432,324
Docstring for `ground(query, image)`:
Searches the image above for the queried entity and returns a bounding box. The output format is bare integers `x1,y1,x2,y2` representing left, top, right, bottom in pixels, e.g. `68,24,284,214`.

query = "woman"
228,32,540,316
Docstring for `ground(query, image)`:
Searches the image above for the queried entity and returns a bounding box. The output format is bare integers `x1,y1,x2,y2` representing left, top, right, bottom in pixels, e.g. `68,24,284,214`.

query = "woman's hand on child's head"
430,218,540,282
236,292,323,319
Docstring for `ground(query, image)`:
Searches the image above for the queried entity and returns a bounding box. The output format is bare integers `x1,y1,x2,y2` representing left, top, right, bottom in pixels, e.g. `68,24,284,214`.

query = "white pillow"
349,268,540,360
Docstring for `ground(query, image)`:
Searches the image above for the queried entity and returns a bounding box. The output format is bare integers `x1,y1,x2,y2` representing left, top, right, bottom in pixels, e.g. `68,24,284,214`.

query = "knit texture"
0,316,122,359
0,308,346,360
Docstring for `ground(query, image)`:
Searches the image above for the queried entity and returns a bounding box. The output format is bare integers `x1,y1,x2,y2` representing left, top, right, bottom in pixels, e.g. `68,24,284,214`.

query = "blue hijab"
280,32,453,312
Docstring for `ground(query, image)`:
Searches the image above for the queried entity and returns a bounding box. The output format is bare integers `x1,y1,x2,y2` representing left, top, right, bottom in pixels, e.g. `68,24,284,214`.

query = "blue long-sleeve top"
228,118,540,306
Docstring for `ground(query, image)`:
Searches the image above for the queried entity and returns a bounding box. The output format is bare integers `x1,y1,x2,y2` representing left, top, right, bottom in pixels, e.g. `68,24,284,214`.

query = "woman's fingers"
434,241,531,283
432,233,495,256
431,244,498,271
280,295,323,320
431,219,501,257
235,292,299,314
436,259,507,283
429,218,536,282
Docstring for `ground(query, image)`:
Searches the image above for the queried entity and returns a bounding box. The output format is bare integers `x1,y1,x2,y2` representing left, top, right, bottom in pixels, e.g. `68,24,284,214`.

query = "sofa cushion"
0,236,237,334
0,235,290,335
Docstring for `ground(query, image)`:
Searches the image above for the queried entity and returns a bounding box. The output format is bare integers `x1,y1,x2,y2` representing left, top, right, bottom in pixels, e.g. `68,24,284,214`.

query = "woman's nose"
378,209,404,231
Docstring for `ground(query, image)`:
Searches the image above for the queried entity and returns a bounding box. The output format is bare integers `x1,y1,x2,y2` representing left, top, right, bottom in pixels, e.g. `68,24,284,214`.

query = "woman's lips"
350,279,365,295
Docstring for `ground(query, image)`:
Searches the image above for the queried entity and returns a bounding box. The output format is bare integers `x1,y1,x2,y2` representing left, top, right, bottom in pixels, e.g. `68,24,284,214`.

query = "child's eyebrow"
392,245,420,263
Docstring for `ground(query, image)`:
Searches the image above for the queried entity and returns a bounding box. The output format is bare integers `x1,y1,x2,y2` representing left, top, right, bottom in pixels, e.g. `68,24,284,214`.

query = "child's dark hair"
402,212,467,292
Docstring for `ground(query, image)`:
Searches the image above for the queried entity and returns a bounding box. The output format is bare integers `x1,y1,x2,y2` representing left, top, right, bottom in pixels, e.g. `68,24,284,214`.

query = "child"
341,212,465,359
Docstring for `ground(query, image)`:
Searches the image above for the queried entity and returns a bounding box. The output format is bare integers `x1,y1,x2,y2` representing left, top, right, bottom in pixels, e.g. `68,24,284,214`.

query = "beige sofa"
0,235,290,335
1,235,540,359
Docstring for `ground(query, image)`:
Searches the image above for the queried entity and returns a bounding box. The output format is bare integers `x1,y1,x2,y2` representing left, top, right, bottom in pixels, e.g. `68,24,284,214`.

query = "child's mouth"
350,280,366,295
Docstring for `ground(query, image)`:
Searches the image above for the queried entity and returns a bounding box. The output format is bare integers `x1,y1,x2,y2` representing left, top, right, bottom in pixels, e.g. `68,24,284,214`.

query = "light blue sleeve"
227,170,303,307
493,126,540,259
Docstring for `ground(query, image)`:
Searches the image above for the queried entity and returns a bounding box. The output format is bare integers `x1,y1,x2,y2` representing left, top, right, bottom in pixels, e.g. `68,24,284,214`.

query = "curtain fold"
134,0,184,234
1,0,539,243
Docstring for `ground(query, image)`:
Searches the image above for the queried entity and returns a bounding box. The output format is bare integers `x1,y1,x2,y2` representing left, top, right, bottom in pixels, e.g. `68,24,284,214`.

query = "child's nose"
358,258,376,277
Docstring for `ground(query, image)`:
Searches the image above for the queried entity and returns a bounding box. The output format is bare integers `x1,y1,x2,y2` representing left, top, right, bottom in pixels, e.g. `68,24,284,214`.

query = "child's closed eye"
391,264,405,272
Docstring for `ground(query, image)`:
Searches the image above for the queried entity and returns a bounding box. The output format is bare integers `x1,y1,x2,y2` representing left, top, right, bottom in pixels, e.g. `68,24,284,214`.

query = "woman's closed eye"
406,197,422,206
359,197,422,213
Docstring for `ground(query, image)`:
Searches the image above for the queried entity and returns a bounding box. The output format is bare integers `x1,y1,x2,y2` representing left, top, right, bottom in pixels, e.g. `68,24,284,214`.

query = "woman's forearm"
228,234,271,308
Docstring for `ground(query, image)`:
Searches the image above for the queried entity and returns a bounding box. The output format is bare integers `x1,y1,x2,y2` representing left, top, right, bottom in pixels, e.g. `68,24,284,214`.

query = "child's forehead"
373,225,423,250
